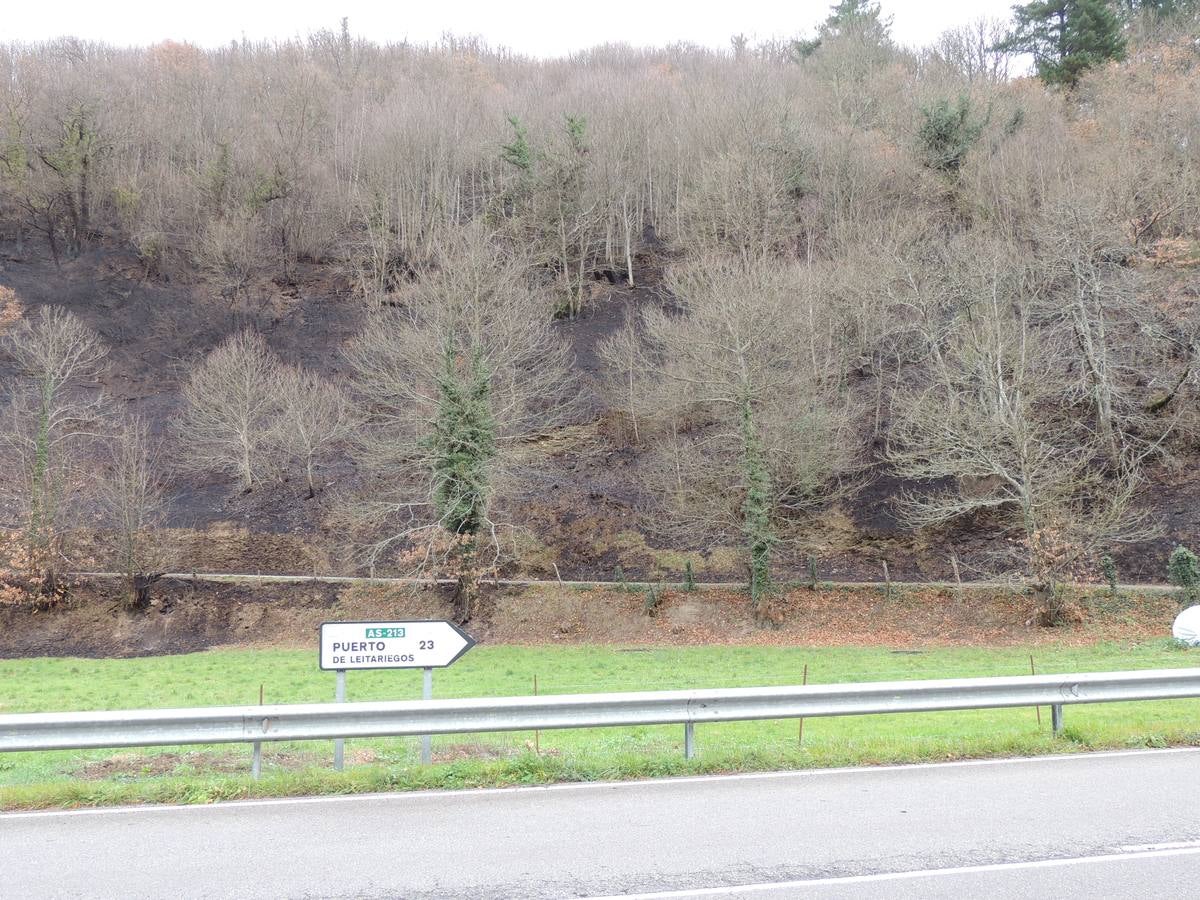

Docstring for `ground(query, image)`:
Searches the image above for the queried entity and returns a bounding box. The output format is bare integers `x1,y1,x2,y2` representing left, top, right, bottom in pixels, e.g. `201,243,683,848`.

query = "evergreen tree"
499,116,532,172
918,96,988,174
791,0,892,60
997,1,1126,87
821,0,892,42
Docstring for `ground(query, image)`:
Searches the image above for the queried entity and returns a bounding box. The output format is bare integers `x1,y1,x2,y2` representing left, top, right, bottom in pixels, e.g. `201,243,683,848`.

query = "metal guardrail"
2,668,1199,763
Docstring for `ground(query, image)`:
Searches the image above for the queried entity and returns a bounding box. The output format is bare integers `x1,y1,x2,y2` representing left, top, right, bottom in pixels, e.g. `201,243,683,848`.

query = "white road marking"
2,745,1198,820
584,846,1200,898
1119,839,1200,852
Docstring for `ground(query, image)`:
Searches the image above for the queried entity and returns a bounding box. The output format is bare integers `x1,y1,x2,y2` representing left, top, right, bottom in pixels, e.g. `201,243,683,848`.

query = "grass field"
2,640,1199,809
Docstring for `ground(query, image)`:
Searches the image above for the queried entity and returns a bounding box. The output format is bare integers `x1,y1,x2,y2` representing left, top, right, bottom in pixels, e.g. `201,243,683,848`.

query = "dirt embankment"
0,578,1181,658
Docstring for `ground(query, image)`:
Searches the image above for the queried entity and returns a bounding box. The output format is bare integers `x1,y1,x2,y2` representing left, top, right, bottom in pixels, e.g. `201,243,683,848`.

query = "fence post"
333,669,346,772
684,721,695,759
1051,703,1064,736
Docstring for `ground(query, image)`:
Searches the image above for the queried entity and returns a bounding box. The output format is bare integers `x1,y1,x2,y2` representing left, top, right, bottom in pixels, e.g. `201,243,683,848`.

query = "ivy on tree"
427,343,498,623
429,343,496,538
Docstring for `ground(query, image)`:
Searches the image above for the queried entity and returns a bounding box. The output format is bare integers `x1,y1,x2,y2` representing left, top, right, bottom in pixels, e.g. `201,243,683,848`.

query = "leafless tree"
888,254,1158,621
0,306,109,599
343,225,574,619
174,330,281,492
495,114,605,316
929,18,1011,83
626,254,859,611
596,306,643,443
96,415,167,610
272,366,355,498
1027,201,1177,465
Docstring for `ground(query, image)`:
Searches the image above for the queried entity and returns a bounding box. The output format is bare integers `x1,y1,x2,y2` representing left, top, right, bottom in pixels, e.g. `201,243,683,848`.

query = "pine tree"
499,116,532,172
821,0,892,42
997,1,1126,88
793,0,892,58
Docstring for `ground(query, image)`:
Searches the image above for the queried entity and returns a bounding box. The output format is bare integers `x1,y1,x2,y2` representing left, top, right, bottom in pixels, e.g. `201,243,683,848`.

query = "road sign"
319,620,475,671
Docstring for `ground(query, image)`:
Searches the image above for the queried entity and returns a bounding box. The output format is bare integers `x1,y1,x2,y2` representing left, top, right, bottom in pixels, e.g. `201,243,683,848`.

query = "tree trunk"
451,574,475,624
450,535,480,624
44,211,61,266
127,572,163,611
78,153,90,250
739,399,774,619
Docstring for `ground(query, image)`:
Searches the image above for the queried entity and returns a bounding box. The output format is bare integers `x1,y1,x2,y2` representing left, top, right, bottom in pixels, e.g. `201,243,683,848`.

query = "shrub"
644,583,662,617
917,95,987,174
1100,554,1118,598
683,561,697,592
1168,546,1200,606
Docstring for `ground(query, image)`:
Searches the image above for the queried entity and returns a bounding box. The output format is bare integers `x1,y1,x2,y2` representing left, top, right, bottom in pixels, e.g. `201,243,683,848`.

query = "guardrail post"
684,722,695,759
421,666,433,765
333,669,346,772
251,683,263,780
1051,703,1063,736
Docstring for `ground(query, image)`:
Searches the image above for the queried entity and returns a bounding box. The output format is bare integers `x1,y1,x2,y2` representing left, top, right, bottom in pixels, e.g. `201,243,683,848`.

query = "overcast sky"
6,0,1018,55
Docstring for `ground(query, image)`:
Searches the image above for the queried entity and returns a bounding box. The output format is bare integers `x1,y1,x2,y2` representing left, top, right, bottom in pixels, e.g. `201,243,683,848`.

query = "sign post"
422,667,433,764
333,668,347,771
319,620,475,769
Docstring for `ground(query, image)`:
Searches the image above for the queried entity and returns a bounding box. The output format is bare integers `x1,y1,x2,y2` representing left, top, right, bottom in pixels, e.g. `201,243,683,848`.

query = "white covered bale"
1172,605,1200,646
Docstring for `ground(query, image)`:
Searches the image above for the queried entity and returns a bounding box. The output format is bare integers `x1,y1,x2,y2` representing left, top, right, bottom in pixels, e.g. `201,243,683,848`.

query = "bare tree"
1029,203,1168,464
343,225,574,621
929,18,1011,82
193,214,273,306
888,256,1157,622
272,366,355,498
626,254,859,614
596,306,643,443
97,415,167,610
0,287,24,333
496,115,606,316
174,330,280,492
0,306,108,600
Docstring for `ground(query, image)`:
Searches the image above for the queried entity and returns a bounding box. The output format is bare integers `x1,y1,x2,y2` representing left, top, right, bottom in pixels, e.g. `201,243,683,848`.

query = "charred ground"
0,238,1193,586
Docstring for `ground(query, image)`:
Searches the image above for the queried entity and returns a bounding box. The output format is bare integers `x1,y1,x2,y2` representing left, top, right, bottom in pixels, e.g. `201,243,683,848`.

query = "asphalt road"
3,748,1200,899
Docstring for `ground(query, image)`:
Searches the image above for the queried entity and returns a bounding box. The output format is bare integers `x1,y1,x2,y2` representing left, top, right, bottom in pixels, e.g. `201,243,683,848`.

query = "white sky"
4,0,1018,55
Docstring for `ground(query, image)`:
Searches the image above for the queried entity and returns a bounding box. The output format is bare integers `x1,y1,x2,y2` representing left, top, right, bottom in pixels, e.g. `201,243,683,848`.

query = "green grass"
2,640,1199,810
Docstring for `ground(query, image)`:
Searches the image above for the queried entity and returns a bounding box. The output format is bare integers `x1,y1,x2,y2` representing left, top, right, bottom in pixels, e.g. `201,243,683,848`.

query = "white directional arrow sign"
319,620,476,671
